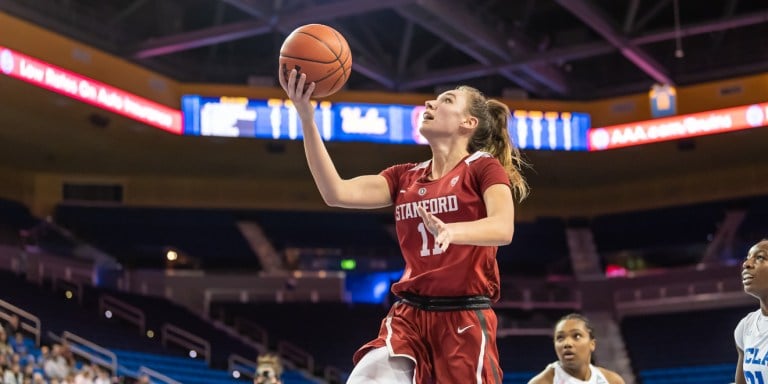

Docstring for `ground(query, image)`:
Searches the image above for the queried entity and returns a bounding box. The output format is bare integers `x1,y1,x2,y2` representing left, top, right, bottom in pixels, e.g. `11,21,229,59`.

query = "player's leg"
429,308,503,384
346,347,414,384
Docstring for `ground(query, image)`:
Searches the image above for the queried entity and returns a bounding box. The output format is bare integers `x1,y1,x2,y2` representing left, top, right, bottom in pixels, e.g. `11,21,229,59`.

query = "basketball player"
280,68,528,384
735,239,768,384
528,314,625,384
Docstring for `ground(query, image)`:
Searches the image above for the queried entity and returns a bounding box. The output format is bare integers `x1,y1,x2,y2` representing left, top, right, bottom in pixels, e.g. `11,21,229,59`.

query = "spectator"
3,361,24,384
3,315,20,338
254,354,282,384
92,365,111,384
10,332,28,360
31,372,46,384
43,344,70,380
0,328,13,357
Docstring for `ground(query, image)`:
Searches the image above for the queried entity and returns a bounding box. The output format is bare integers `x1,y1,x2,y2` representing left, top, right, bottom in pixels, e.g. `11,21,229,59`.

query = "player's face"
743,240,768,298
420,89,471,138
554,319,595,370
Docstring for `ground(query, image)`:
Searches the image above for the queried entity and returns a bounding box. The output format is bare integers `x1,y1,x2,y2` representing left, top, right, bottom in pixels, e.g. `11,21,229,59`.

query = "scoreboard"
181,95,591,151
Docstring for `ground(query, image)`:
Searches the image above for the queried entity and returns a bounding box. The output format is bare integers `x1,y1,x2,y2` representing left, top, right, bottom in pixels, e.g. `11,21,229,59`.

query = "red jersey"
380,151,511,301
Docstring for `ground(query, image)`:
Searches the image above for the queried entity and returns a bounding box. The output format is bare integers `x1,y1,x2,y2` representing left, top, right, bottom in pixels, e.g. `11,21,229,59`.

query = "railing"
233,317,269,349
99,294,146,335
60,331,118,375
228,353,258,377
203,286,344,316
278,340,315,375
161,324,211,365
35,258,93,286
613,278,752,317
138,366,182,384
0,298,42,346
496,327,552,337
324,365,345,384
495,288,582,310
0,245,24,273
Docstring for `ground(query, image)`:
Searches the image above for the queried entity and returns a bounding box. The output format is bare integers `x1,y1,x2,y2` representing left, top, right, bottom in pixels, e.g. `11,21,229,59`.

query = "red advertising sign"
0,46,182,134
588,102,768,151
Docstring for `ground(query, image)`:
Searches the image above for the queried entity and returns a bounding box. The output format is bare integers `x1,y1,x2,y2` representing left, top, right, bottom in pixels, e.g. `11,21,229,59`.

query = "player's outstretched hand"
278,66,316,121
417,205,452,252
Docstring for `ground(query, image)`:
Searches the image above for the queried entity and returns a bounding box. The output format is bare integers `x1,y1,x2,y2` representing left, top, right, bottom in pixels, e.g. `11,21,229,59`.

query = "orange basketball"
279,24,352,98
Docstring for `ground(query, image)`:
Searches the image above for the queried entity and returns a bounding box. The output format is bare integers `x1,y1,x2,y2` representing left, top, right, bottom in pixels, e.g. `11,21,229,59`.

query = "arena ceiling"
2,0,768,100
0,0,768,203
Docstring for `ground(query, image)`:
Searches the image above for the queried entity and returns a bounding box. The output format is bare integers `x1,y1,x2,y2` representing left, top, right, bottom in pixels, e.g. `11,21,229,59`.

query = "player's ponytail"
461,86,529,202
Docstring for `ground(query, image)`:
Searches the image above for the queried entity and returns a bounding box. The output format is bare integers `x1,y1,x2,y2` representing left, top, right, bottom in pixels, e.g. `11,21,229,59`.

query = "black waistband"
398,292,492,311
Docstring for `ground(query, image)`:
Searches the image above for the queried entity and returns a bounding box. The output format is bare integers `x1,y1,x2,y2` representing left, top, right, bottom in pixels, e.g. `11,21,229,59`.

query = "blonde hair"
256,354,283,377
459,85,529,201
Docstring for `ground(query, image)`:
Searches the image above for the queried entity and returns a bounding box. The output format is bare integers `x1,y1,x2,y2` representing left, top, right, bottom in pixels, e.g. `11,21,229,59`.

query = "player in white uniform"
528,314,624,384
735,239,768,384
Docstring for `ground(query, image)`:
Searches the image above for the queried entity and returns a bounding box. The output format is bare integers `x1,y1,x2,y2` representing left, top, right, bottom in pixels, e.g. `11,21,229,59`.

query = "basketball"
279,24,352,98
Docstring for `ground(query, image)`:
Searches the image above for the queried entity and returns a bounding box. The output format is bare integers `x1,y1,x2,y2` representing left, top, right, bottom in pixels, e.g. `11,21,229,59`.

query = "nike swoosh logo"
399,190,407,194
457,325,474,334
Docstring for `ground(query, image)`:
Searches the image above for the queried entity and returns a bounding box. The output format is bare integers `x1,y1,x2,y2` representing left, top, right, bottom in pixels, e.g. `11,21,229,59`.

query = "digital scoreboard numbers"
181,95,590,150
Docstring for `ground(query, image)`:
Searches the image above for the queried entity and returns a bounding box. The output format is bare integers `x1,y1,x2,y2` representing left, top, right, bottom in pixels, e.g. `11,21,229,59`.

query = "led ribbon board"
181,95,591,151
589,102,768,151
0,46,182,134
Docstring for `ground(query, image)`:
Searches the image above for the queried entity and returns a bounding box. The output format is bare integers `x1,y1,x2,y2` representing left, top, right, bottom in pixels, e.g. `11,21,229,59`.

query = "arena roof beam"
401,42,613,91
133,0,415,59
402,5,768,91
631,0,672,34
397,21,415,77
622,0,641,33
132,0,406,89
322,22,397,89
394,4,545,95
631,10,768,45
109,0,151,25
556,0,673,85
413,0,570,95
0,0,118,51
217,0,270,19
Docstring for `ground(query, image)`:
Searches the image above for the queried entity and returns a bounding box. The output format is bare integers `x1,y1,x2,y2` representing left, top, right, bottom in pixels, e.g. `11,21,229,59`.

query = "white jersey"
550,362,609,384
735,309,768,383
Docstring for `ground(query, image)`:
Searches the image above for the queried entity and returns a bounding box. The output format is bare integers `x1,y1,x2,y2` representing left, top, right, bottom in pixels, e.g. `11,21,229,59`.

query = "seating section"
497,335,552,375
0,270,317,383
497,217,570,276
591,202,725,268
0,198,33,244
621,307,747,382
0,270,167,355
638,363,735,384
115,349,273,384
87,286,259,368
736,195,768,258
0,198,78,256
54,205,260,270
214,301,557,382
213,302,388,374
236,209,399,255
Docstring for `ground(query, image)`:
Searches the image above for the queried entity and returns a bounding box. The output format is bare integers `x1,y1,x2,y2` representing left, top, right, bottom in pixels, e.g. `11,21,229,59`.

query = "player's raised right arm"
280,68,392,209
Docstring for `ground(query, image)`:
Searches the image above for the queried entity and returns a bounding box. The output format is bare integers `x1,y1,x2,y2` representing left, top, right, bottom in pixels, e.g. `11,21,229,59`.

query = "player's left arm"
418,183,514,251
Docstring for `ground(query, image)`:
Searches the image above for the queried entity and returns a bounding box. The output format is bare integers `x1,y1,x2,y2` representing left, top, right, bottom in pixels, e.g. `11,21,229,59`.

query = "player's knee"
347,347,414,384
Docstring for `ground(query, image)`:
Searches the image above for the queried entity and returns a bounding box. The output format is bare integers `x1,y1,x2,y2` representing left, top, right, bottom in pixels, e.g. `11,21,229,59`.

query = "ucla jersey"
736,309,768,383
550,362,609,384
